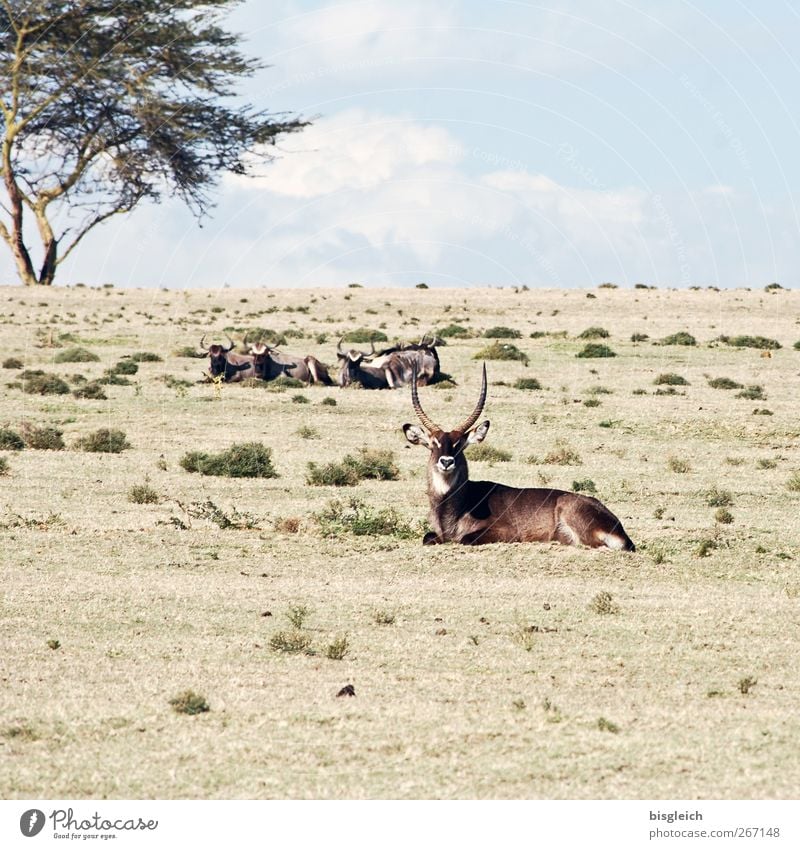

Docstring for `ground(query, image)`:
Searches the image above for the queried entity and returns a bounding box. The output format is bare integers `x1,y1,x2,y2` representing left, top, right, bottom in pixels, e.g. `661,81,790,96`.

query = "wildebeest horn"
243,332,250,347
223,332,234,353
455,363,488,434
199,334,209,352
411,365,440,433
370,340,376,356
337,336,345,354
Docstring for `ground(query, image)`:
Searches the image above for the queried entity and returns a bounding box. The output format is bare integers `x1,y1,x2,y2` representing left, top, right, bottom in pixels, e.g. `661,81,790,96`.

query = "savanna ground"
1,283,799,800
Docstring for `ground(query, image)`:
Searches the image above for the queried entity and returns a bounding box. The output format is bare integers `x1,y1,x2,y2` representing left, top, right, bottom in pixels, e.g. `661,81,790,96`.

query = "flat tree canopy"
0,0,306,285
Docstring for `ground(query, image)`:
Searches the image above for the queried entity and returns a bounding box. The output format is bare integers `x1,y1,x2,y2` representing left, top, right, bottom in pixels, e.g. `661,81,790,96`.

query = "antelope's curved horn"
243,332,250,348
199,334,209,352
337,336,345,354
411,365,440,433
370,340,376,356
223,332,234,353
455,363,488,434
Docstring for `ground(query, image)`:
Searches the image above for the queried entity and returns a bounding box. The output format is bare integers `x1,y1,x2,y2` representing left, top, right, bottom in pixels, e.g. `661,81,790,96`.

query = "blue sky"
10,0,800,288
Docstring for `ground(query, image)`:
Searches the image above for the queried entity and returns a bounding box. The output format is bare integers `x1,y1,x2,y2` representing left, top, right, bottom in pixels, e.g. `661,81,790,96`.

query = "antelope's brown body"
404,365,635,551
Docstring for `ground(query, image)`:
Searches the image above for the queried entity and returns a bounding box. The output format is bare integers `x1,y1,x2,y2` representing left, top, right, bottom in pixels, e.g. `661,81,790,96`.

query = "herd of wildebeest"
198,332,636,553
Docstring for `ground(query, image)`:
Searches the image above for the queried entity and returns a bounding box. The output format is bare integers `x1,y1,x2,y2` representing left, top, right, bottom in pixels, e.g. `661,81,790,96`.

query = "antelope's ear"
466,420,490,445
403,423,430,447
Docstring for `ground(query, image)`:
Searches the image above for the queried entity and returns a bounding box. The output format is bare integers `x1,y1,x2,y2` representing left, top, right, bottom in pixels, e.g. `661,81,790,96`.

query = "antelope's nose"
438,456,455,471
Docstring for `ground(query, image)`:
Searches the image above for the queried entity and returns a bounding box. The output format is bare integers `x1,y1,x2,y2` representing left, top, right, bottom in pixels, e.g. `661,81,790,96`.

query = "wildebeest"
199,334,255,382
336,335,441,389
248,342,333,385
403,364,636,550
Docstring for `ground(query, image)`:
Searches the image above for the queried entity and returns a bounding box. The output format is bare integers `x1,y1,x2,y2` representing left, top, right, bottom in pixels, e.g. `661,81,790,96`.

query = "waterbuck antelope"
199,334,255,382
403,365,635,550
248,342,333,385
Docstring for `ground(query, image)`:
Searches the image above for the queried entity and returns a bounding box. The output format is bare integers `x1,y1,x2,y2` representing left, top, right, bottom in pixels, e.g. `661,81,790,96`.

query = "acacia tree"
0,0,305,285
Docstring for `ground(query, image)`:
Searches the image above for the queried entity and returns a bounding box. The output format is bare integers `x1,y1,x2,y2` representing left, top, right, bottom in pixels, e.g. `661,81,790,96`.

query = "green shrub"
718,335,781,350
654,373,689,386
321,396,337,406
174,345,200,358
438,324,471,338
307,448,400,486
576,343,616,358
2,357,23,369
75,428,131,453
270,631,313,654
21,424,64,450
73,382,107,400
20,370,70,395
180,442,278,478
53,346,99,363
578,326,610,339
0,456,9,475
598,282,618,289
630,333,649,343
484,326,521,339
794,340,800,351
326,636,350,660
341,328,388,343
128,484,159,504
736,385,765,400
572,478,597,493
787,472,800,493
466,444,511,463
0,428,24,450
714,508,734,524
291,393,309,404
657,331,696,346
315,497,414,538
707,376,742,390
514,377,542,390
667,456,690,473
110,359,138,375
583,397,601,407
265,375,305,392
96,372,130,386
473,342,529,364
130,351,163,362
590,591,619,614
169,690,209,715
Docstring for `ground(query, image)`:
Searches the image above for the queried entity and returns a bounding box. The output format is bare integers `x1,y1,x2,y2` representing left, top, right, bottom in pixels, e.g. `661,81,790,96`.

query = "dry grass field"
1,283,799,800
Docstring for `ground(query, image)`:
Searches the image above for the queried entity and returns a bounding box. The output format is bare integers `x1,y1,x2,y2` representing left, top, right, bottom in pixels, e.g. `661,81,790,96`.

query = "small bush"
174,345,200,358
578,326,610,339
438,324,471,338
326,636,349,660
0,457,9,475
654,373,689,386
736,385,766,400
73,381,107,400
757,458,777,470
473,341,529,365
590,592,619,615
169,690,209,715
707,376,742,390
597,717,620,733
514,377,542,390
296,425,319,439
630,333,648,343
128,484,159,504
667,456,690,473
787,472,800,492
543,442,581,465
321,397,337,406
718,335,781,350
96,372,130,386
794,340,800,351
76,428,130,453
484,326,521,339
180,499,257,530
308,448,399,486
374,610,396,625
21,424,64,450
286,604,312,629
0,428,24,450
53,346,99,363
291,393,309,404
2,357,23,369
266,375,305,392
705,488,733,507
180,442,278,478
714,508,734,524
315,497,414,538
657,331,696,346
20,370,70,395
270,631,313,654
571,478,597,493
738,676,757,695
341,328,388,344
752,408,773,416
130,351,163,362
598,282,618,289
576,343,616,359
466,444,511,463
696,538,717,557
307,461,361,487
110,358,138,375
583,397,601,407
